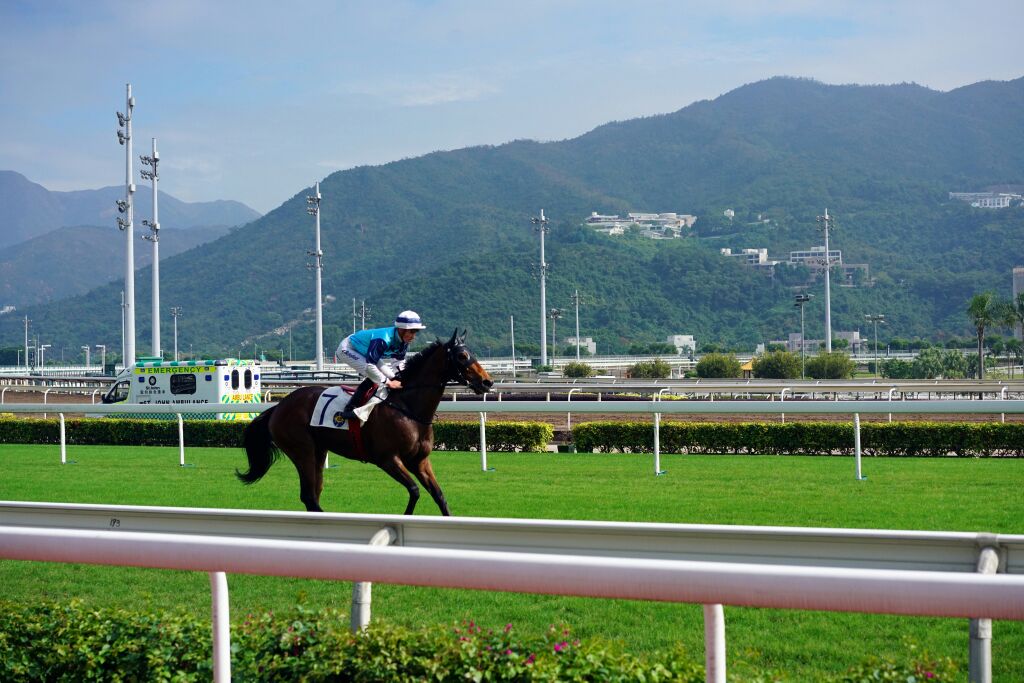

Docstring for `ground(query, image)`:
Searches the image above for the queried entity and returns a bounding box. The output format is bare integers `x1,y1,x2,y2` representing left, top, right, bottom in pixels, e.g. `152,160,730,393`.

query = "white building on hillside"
564,336,597,355
667,335,696,354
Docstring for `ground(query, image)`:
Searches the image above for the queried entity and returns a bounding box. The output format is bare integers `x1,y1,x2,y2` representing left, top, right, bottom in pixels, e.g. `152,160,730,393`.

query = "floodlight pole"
141,138,161,358
531,210,550,366
510,315,516,378
81,345,90,368
23,316,29,371
549,308,562,366
817,208,835,353
116,83,137,366
170,307,182,361
96,345,106,373
794,294,813,379
866,314,885,378
306,182,324,371
571,289,582,360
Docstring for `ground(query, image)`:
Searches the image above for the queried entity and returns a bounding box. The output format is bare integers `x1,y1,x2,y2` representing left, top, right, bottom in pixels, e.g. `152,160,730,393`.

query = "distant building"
835,330,865,354
585,211,696,239
0,305,14,316
666,335,696,354
720,247,780,276
949,192,1020,209
723,209,735,219
564,336,597,355
790,246,841,268
787,333,822,354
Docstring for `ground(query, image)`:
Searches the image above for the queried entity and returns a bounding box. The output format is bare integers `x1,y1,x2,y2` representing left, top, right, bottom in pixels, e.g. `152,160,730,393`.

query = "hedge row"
572,421,1024,457
0,600,957,682
0,417,552,453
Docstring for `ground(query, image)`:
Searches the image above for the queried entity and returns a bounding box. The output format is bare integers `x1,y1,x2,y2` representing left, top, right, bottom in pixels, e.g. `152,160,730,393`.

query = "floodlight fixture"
117,130,126,145
117,217,129,230
116,199,127,213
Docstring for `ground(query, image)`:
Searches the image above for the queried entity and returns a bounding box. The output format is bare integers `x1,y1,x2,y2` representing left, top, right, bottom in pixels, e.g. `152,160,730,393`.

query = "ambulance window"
244,369,253,389
231,370,240,390
170,374,197,395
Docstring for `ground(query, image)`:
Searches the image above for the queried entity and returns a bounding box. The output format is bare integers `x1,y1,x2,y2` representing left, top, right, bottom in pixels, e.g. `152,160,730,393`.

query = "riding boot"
340,378,377,419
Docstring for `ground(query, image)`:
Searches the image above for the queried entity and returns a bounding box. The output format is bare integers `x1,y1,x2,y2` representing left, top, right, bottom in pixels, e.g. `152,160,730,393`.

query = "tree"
881,359,913,379
563,361,593,378
752,350,801,379
967,293,999,379
627,359,671,378
805,351,856,379
695,353,741,378
1006,339,1024,378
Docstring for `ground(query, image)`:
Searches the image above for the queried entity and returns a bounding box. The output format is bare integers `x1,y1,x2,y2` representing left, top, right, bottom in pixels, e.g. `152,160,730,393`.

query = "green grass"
1,443,1022,680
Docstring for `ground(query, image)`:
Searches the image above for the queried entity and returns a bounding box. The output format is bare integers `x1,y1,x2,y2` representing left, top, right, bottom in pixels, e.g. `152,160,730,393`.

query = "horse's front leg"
377,455,421,515
412,456,450,516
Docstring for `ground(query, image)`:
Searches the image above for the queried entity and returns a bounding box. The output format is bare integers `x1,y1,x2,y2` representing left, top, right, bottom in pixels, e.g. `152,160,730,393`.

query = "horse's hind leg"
412,456,451,516
377,455,421,515
277,430,326,512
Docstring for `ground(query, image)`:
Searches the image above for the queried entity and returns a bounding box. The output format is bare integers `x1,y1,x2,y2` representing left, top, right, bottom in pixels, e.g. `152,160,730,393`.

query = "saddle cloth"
310,385,388,429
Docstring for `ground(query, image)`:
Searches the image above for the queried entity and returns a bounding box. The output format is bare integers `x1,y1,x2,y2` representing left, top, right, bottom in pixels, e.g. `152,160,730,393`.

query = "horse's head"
445,329,493,395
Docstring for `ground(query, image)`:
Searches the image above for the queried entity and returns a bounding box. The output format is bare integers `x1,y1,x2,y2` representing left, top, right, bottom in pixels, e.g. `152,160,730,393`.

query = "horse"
236,329,493,515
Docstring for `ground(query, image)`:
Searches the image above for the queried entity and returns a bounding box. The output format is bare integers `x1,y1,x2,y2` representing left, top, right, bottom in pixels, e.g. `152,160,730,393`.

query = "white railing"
1,502,1022,683
3,399,1024,477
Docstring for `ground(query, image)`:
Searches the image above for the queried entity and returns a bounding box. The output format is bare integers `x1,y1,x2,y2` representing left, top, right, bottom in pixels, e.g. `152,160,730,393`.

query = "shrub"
0,417,552,453
562,361,594,378
752,350,801,379
805,351,856,379
0,600,957,682
627,359,671,379
694,353,741,378
571,421,1024,457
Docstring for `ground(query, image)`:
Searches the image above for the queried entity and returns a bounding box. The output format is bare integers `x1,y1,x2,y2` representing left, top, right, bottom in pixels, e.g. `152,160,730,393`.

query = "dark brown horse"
236,330,493,514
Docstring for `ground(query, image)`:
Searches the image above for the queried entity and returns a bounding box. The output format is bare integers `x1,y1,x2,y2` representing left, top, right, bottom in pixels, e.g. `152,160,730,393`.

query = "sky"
1,1,1022,215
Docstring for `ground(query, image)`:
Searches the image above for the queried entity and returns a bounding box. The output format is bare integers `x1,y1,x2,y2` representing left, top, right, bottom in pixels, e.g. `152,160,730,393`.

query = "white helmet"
395,310,427,330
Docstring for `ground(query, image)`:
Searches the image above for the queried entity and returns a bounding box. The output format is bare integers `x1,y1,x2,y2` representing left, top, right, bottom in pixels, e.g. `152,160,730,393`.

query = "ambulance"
102,358,262,420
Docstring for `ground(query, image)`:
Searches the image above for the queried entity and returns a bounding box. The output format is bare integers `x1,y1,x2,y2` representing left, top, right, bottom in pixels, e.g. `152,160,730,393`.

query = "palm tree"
1006,339,1023,378
1011,292,1024,343
967,293,998,379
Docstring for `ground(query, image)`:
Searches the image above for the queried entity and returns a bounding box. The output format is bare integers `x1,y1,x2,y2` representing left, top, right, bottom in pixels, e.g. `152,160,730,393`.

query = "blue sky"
1,1,1021,214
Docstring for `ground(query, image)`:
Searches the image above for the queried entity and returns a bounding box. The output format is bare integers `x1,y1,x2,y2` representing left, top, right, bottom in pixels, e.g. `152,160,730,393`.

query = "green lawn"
1,443,1022,680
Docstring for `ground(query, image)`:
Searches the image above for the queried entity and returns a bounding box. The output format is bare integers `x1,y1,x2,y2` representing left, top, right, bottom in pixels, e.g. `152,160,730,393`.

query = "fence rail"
1,502,1022,682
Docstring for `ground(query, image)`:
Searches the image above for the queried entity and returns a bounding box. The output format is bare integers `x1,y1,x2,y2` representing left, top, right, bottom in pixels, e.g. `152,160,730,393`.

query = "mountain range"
2,76,1022,361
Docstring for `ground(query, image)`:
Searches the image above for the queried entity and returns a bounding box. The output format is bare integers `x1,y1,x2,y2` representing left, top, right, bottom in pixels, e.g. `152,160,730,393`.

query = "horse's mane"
397,339,446,378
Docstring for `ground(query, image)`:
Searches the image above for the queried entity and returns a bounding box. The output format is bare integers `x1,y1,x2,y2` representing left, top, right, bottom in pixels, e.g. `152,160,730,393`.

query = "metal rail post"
654,389,668,475
969,546,999,683
1001,387,1007,424
567,388,580,432
854,413,865,480
780,388,790,424
177,414,188,467
703,604,726,683
351,527,399,631
59,413,66,464
210,571,231,683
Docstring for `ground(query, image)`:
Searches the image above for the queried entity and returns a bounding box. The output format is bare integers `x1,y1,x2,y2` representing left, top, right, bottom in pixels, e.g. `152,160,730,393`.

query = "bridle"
380,337,487,423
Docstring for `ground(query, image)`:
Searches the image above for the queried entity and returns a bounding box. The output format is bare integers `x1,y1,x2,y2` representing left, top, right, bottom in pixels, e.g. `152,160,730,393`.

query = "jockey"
336,310,427,418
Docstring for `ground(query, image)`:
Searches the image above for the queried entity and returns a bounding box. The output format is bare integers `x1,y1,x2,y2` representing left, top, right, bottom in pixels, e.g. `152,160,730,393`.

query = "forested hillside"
3,76,1022,359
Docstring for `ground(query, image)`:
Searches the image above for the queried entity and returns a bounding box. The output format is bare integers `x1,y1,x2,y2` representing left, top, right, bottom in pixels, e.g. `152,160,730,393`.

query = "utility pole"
170,307,182,361
865,314,885,378
140,138,161,358
816,208,835,353
81,345,90,368
116,83,137,366
23,315,29,371
361,301,370,330
96,345,106,374
352,298,358,334
570,289,583,360
794,293,813,379
549,308,562,366
120,290,126,365
510,315,516,378
306,182,324,371
531,209,550,366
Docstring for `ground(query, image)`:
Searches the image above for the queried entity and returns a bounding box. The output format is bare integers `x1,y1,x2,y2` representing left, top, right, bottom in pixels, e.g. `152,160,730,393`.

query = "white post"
479,412,490,471
119,84,137,367
654,389,667,475
209,571,231,683
177,413,185,467
822,208,832,353
59,413,66,464
854,413,865,480
969,546,998,683
1001,386,1007,423
703,604,726,683
532,209,549,366
308,182,324,370
574,289,581,361
510,315,516,378
780,388,789,424
351,527,398,631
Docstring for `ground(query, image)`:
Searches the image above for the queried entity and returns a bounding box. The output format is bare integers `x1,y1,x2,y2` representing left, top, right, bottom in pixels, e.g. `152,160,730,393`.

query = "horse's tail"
236,406,281,485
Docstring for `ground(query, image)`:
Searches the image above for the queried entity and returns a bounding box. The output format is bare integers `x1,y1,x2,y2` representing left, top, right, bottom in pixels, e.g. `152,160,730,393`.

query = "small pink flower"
553,641,569,652
925,673,935,679
504,648,513,656
525,653,536,665
504,623,513,633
